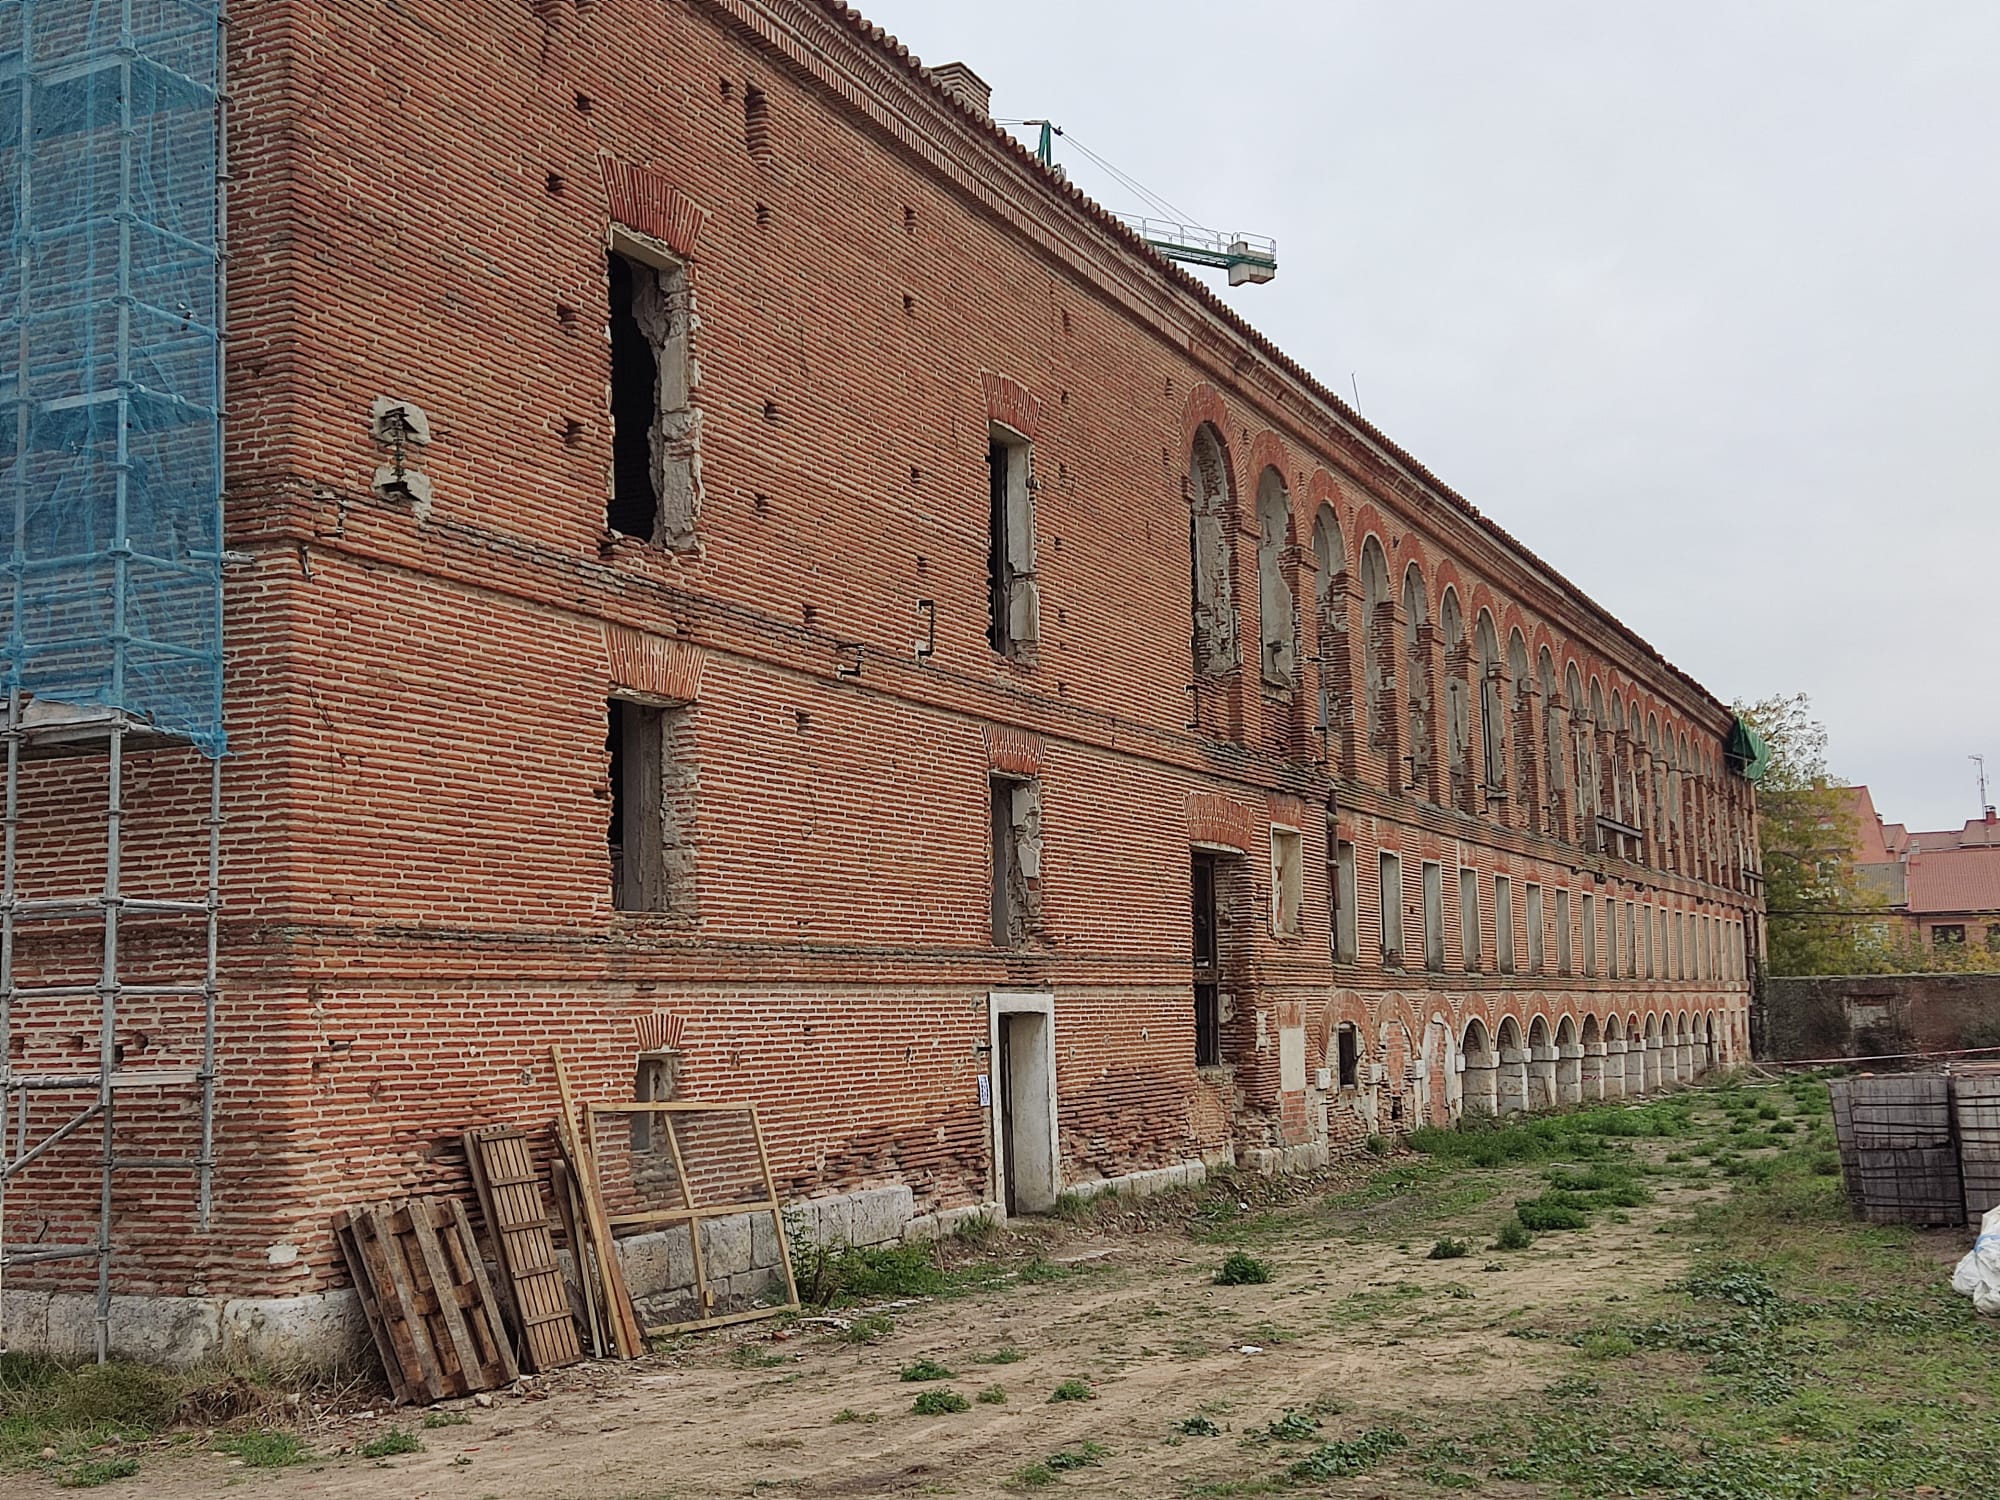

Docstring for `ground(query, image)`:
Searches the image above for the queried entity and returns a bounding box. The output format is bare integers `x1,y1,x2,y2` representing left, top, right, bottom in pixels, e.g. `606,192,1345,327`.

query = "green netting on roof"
0,0,226,755
1727,717,1770,782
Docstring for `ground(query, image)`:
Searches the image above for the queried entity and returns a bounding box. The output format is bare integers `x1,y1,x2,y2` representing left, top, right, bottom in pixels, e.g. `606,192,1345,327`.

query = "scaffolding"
0,0,226,1360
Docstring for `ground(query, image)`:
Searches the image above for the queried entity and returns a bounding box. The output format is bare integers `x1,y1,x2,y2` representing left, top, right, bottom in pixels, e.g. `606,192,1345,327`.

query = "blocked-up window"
1335,841,1358,963
1193,852,1222,1067
1379,851,1404,961
607,243,701,548
1256,469,1295,689
990,775,1043,947
1581,892,1596,976
1422,860,1444,970
608,698,697,915
1271,826,1303,938
1459,867,1480,971
1626,900,1639,976
1337,1023,1360,1088
1555,888,1572,974
1526,883,1545,972
987,426,1038,657
1495,875,1515,973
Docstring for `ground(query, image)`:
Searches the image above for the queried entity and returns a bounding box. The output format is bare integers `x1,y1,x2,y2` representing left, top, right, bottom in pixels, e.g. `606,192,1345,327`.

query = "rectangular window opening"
1526,882,1545,973
1380,850,1404,962
1337,1023,1359,1089
1193,852,1222,1067
1459,867,1480,971
1495,874,1515,974
607,245,699,547
990,775,1042,948
1422,860,1444,970
1582,892,1597,977
1556,888,1573,975
608,698,694,915
987,427,1038,657
1335,841,1359,963
1271,826,1304,939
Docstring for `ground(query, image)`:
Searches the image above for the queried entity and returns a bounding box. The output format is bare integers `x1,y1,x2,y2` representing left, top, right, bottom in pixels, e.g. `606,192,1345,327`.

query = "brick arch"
1430,559,1470,609
1529,622,1561,675
1462,582,1501,633
1243,429,1294,526
1178,381,1231,453
1392,529,1433,578
1349,502,1393,558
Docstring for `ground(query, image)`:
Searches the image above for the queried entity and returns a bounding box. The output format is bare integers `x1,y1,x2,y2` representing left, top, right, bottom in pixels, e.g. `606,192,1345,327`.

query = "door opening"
990,995,1056,1216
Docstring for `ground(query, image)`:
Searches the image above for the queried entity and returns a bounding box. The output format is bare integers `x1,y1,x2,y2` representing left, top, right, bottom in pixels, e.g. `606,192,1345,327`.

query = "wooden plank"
750,1106,802,1313
582,1104,646,1356
443,1197,522,1384
461,1130,522,1347
363,1204,449,1401
464,1127,583,1372
551,1154,606,1358
645,1303,803,1338
404,1198,488,1392
334,1214,415,1406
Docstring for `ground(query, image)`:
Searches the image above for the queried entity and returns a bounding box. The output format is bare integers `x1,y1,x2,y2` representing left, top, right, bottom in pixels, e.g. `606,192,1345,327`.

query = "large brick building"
1,0,1763,1362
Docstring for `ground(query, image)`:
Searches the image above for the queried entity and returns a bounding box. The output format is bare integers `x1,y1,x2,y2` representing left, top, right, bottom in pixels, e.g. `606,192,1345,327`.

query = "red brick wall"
4,0,1759,1300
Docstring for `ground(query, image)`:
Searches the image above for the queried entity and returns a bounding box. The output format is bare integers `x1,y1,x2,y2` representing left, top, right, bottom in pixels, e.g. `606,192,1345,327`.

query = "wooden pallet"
334,1196,520,1404
464,1126,585,1373
1953,1074,2000,1220
1831,1075,1964,1227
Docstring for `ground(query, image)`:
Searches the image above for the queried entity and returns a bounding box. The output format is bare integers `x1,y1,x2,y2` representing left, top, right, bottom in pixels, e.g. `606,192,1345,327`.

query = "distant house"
1838,787,2000,952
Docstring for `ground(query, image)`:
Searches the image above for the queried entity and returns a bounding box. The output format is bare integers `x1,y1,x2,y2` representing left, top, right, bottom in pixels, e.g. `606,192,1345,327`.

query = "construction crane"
1022,120,1278,286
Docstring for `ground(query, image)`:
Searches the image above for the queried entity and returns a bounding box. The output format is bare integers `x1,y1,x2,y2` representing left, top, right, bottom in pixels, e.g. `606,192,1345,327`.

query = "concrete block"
619,1227,696,1298
702,1212,754,1277
848,1184,913,1247
810,1195,852,1248
110,1294,223,1365
753,1208,781,1270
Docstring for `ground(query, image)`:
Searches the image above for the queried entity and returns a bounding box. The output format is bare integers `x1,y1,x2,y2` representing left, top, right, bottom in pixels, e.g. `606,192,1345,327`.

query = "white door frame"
988,990,1059,1216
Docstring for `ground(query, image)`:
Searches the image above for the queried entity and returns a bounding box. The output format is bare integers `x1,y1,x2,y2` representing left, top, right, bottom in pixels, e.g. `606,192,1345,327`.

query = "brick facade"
3,0,1760,1353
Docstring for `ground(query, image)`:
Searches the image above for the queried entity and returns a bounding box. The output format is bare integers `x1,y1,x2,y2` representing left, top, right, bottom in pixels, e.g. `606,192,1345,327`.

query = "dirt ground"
43,1155,1729,1500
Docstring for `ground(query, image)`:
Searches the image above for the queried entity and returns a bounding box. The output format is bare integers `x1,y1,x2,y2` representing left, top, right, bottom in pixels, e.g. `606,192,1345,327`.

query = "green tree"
1734,693,1887,975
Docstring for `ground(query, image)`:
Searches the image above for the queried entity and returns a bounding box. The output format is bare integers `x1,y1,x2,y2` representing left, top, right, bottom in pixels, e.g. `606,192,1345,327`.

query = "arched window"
1187,424,1238,678
1647,715,1663,865
1566,663,1586,832
1360,537,1393,751
1475,611,1503,798
1539,648,1564,837
1507,629,1531,812
1440,589,1469,806
1255,468,1295,688
1402,565,1431,794
1608,692,1626,823
1588,680,1609,844
1310,505,1344,739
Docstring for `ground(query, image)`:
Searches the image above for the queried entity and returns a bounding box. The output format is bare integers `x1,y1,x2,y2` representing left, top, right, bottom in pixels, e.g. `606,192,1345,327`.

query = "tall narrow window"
1627,900,1639,976
1335,841,1358,962
990,775,1042,947
1526,883,1545,973
1422,860,1444,970
1459,867,1480,971
1441,590,1470,806
1379,850,1403,962
1555,887,1573,974
1360,538,1393,751
1188,424,1238,680
1581,892,1597,976
1495,874,1515,973
1403,566,1431,791
1256,469,1295,688
1476,613,1505,799
607,244,700,547
1271,826,1303,938
1336,1023,1360,1088
1311,507,1344,740
1192,853,1221,1067
1606,897,1619,980
608,698,695,915
987,426,1037,657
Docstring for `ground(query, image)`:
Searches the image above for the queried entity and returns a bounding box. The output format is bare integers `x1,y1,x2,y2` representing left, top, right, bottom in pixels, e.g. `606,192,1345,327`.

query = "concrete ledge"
1242,1140,1331,1176
1,1287,372,1371
1061,1160,1206,1202
904,1201,1002,1242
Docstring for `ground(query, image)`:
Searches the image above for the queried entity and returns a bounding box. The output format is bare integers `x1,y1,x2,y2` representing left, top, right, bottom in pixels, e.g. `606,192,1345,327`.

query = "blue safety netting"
0,0,225,756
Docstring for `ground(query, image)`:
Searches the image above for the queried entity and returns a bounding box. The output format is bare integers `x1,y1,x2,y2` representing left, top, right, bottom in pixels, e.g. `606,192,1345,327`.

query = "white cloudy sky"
857,0,2000,833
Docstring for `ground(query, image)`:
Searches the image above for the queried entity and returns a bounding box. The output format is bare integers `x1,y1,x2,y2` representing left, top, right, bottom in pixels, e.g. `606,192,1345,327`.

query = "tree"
1734,693,1891,976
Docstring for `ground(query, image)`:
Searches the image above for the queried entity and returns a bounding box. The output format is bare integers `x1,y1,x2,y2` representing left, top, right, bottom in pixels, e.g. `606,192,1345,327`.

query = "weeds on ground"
214,1430,310,1467
975,1346,1024,1364
898,1358,955,1382
1173,1414,1223,1436
977,1384,1007,1405
357,1430,421,1459
729,1345,788,1369
1492,1219,1534,1251
1214,1252,1273,1285
1048,1378,1093,1402
421,1410,469,1429
1286,1426,1408,1481
55,1456,140,1488
1426,1236,1471,1260
1260,1410,1320,1441
910,1388,969,1416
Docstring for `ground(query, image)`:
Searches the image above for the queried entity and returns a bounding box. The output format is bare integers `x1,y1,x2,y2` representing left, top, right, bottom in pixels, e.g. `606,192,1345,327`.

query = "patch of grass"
898,1358,956,1382
1214,1252,1273,1285
56,1457,140,1488
1044,1441,1107,1472
729,1344,789,1369
1173,1414,1223,1436
214,1430,310,1467
1514,1196,1591,1232
830,1408,878,1424
1364,1133,1391,1156
1426,1236,1470,1260
357,1430,422,1460
1010,1463,1056,1489
421,1410,470,1429
1048,1378,1094,1403
1286,1426,1408,1481
976,1384,1007,1405
1492,1219,1534,1251
840,1311,895,1343
1261,1410,1321,1441
910,1388,969,1416
975,1345,1025,1365
0,1359,184,1468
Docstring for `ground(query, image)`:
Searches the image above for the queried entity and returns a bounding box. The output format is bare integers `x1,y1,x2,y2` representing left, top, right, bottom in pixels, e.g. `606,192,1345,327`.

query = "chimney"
931,61,991,120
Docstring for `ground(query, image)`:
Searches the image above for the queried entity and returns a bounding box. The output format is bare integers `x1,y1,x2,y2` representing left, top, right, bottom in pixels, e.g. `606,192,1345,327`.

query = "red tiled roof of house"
1909,818,2000,853
1905,846,2000,915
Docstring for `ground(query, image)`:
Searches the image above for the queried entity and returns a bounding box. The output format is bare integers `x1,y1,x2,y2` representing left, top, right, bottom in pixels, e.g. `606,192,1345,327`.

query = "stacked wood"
463,1125,585,1373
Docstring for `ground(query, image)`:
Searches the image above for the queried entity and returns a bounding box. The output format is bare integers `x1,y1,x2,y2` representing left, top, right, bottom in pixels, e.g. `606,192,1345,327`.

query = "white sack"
1951,1203,2000,1316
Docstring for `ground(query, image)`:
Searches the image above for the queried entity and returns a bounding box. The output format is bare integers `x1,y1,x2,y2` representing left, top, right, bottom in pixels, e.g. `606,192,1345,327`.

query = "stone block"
702,1212,754,1277
619,1227,696,1297
848,1184,913,1247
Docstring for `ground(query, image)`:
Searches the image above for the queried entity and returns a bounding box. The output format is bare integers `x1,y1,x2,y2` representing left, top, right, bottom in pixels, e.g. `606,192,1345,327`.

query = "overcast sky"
858,0,1999,832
